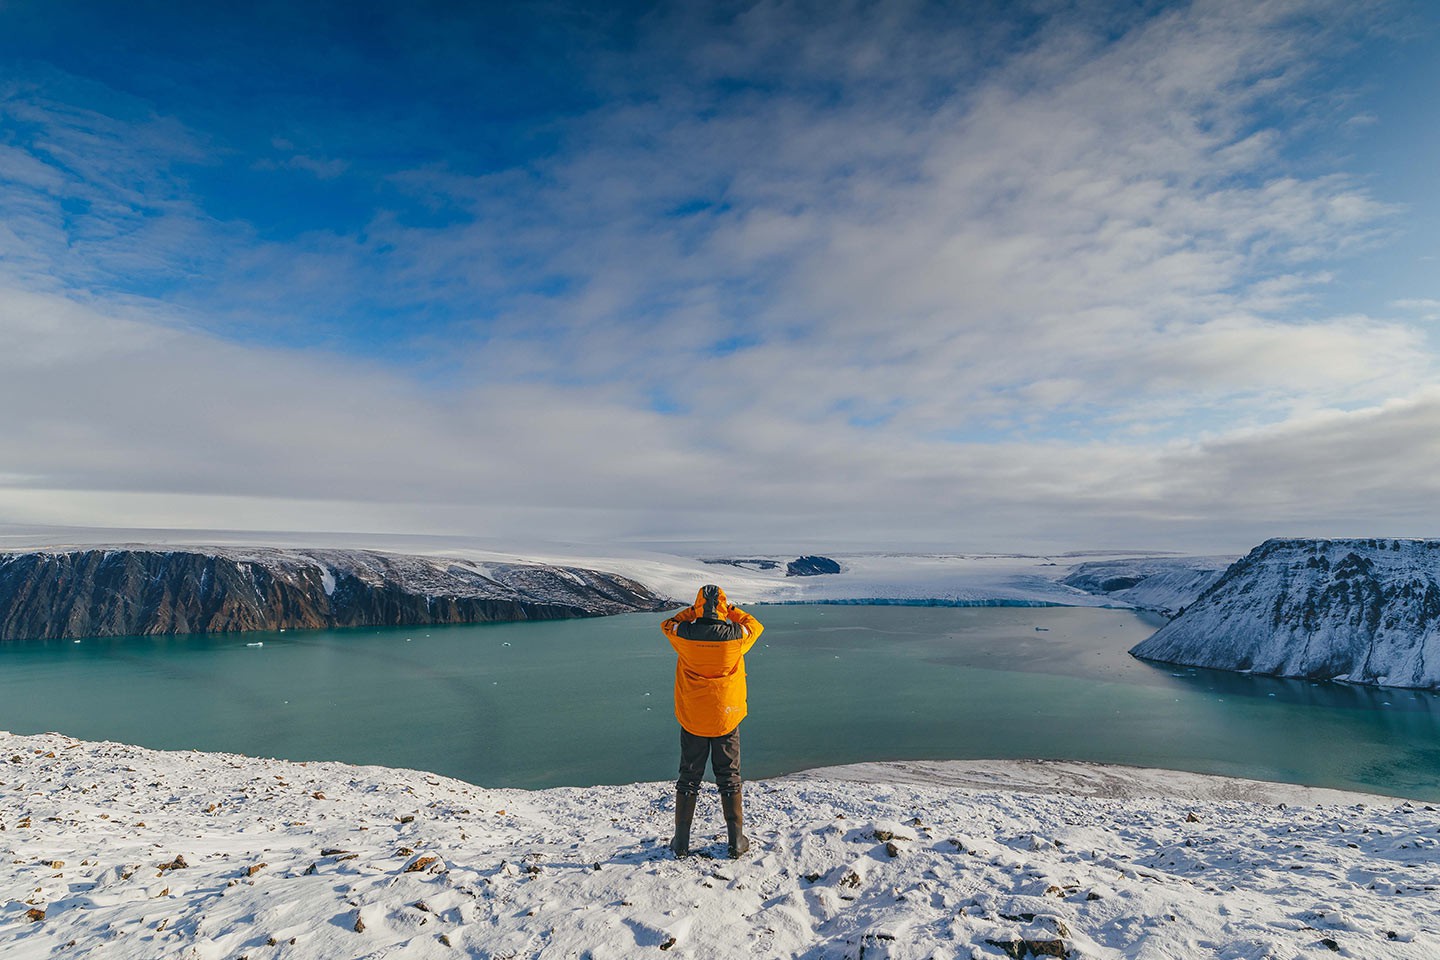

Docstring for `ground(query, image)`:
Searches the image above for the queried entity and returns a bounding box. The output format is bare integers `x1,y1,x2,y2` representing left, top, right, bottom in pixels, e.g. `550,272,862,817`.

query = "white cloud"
1392,298,1440,320
0,0,1432,551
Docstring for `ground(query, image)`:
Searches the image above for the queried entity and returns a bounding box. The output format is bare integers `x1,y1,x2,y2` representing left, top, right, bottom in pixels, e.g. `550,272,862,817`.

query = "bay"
1,604,1437,798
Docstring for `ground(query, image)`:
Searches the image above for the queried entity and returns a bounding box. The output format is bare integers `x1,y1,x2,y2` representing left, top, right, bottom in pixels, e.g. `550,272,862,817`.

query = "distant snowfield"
395,547,1212,610
3,732,1436,959
0,526,1230,612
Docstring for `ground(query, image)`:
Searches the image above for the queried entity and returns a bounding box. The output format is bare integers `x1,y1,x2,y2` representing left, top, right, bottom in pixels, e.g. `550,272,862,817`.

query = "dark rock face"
702,558,781,571
0,547,669,642
785,556,841,577
702,555,843,576
1130,538,1440,690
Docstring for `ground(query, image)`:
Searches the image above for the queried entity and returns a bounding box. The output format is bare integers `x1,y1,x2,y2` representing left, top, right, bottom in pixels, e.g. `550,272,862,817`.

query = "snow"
501,551,1179,609
0,544,663,619
1133,539,1440,690
317,564,336,597
3,732,1437,959
0,529,1231,613
1061,556,1234,617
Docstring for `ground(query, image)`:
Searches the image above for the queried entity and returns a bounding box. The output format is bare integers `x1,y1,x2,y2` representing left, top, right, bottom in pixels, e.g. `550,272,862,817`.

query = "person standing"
660,584,764,859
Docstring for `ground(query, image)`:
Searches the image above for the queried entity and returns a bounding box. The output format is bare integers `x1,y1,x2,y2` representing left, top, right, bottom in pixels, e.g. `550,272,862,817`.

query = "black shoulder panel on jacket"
675,619,744,641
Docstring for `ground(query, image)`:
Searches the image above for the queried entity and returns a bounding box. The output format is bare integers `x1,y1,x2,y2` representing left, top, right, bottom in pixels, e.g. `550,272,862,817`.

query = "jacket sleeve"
728,607,764,655
661,616,687,654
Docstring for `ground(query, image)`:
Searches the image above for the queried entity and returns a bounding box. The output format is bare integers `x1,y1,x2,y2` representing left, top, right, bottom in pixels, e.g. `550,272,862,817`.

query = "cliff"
0,546,670,641
1061,555,1233,616
1130,538,1440,690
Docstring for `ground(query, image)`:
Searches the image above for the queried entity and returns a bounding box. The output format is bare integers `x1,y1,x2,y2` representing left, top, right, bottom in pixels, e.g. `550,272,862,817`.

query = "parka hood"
691,584,730,621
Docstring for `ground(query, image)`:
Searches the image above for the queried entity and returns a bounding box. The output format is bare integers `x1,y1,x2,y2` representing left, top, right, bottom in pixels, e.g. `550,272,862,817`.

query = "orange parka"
661,585,764,737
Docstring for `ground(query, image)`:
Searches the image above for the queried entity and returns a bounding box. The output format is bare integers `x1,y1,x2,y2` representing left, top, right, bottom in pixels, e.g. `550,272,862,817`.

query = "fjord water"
2,605,1438,799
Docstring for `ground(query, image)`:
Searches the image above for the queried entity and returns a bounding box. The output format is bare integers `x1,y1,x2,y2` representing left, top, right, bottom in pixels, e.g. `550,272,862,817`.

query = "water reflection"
1140,659,1440,716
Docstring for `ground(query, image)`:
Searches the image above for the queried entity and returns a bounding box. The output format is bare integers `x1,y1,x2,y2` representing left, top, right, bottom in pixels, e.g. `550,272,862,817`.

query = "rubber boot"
670,791,697,858
721,789,750,858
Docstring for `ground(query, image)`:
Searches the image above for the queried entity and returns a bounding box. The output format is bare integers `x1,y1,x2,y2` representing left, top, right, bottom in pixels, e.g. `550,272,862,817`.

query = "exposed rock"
0,546,669,641
1131,538,1440,690
786,555,841,577
871,823,915,843
985,938,1071,958
700,554,842,577
701,558,781,571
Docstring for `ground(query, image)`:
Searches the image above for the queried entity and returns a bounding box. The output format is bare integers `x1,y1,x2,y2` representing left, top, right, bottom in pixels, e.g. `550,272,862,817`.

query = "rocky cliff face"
0,547,670,641
785,556,841,577
1130,538,1440,690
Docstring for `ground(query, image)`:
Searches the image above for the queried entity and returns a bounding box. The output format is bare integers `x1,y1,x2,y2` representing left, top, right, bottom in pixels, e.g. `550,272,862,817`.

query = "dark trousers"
677,725,741,796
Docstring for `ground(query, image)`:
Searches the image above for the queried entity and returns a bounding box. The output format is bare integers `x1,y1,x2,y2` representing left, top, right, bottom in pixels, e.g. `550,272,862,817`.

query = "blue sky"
1,0,1438,552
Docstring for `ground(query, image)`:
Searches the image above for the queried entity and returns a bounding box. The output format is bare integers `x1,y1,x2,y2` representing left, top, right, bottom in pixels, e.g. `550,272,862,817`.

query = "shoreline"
787,758,1413,807
2,728,1411,806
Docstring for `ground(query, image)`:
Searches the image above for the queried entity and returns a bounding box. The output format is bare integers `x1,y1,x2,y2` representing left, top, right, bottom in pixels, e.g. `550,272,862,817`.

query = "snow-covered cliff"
0,547,668,641
1061,555,1233,616
1131,538,1440,690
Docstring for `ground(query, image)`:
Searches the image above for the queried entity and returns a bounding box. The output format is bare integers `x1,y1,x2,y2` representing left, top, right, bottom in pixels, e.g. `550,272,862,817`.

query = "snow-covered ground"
3,731,1437,959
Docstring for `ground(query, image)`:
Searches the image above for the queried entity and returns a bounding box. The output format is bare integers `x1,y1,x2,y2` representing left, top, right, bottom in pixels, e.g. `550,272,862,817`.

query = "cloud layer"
1,0,1435,551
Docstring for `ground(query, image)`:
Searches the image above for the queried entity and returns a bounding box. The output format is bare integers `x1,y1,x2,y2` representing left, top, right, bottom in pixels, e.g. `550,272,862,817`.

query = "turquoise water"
2,605,1438,798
